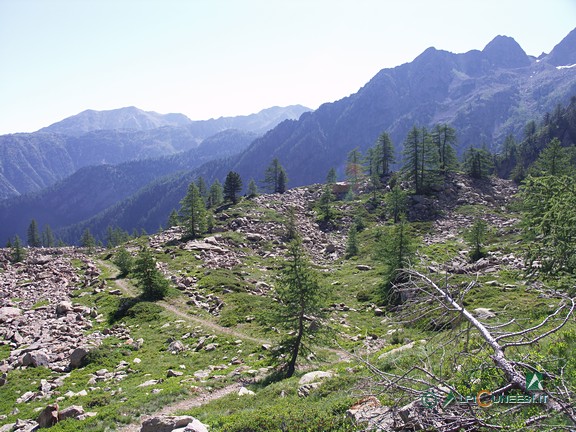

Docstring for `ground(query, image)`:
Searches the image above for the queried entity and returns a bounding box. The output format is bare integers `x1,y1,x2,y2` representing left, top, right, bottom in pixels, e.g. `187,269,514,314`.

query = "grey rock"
55,301,73,316
58,405,85,421
140,415,195,432
69,347,89,369
22,351,50,368
36,404,59,428
299,370,335,385
0,306,22,322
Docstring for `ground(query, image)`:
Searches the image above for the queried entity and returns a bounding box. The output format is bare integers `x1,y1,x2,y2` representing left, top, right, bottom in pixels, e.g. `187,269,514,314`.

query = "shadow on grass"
108,295,163,324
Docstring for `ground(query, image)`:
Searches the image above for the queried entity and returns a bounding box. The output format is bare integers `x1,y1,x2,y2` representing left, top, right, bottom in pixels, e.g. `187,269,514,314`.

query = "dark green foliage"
529,138,573,177
284,206,298,240
27,219,41,247
180,182,207,239
463,147,494,179
208,179,224,208
401,126,440,194
520,175,576,274
326,167,337,184
10,235,25,263
80,228,96,251
317,186,335,223
106,226,130,248
431,124,458,176
379,219,415,304
247,178,258,198
113,248,134,277
224,171,243,204
464,218,489,261
196,176,208,204
41,225,55,248
345,225,358,258
264,158,288,193
373,131,395,176
133,247,169,300
167,209,180,228
273,238,327,378
385,185,408,223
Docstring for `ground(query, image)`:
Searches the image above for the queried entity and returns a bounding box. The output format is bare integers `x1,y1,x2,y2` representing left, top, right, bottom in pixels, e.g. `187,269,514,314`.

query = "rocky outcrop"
140,415,208,432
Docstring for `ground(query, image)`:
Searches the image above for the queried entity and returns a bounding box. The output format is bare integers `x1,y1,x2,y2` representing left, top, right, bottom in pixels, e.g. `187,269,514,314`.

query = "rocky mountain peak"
482,35,530,68
544,27,576,66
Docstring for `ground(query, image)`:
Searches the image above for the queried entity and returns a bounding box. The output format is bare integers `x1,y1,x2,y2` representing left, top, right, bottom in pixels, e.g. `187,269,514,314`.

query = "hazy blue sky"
0,0,575,134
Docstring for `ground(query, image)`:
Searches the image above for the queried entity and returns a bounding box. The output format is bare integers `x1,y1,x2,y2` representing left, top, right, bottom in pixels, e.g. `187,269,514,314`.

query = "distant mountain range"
0,105,310,200
1,28,576,244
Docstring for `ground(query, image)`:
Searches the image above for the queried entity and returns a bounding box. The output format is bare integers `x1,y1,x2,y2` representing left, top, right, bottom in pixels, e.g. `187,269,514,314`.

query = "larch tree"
374,131,395,176
180,182,207,239
27,219,41,247
346,148,364,189
223,171,243,204
326,167,337,184
264,158,288,193
431,124,458,176
208,179,224,208
274,237,327,378
133,246,169,300
247,178,258,198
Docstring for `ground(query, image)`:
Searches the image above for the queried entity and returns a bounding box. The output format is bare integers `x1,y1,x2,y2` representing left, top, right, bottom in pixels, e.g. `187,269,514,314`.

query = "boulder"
69,347,89,369
58,405,85,421
473,308,496,319
0,306,22,322
356,265,372,271
56,301,73,316
238,386,255,396
22,351,50,368
36,404,59,428
168,340,185,353
140,415,196,432
298,370,335,385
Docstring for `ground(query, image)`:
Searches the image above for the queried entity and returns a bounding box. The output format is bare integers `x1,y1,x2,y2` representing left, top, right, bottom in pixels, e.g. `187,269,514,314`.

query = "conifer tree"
247,178,258,198
80,228,96,252
180,182,207,238
530,138,572,177
346,148,363,189
379,218,415,304
133,246,169,300
11,235,25,263
326,167,337,184
113,247,134,277
208,179,224,208
402,126,440,193
385,185,408,223
167,209,180,228
346,225,359,258
317,185,335,223
27,219,41,247
374,131,395,176
223,171,243,204
264,158,288,193
196,176,209,205
274,237,327,378
463,147,493,179
41,225,55,248
464,218,489,262
431,124,458,176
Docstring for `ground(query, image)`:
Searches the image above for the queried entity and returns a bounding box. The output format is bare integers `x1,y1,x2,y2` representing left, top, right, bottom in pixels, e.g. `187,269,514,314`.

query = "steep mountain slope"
217,30,576,188
0,105,309,199
0,130,256,243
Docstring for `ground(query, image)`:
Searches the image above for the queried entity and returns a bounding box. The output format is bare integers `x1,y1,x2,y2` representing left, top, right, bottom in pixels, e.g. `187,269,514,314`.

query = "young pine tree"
223,171,243,204
80,228,96,252
273,237,327,378
208,179,224,208
385,185,408,223
345,225,359,258
11,235,25,263
374,131,395,176
27,219,41,247
464,218,489,262
247,178,258,198
167,209,180,228
180,182,208,239
326,167,337,184
264,158,288,193
133,247,169,300
41,225,55,248
113,247,134,277
431,124,458,176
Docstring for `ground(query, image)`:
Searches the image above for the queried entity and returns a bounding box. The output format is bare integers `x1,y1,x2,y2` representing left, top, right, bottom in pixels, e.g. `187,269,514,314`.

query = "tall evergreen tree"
402,126,440,194
80,228,96,251
27,219,41,247
113,247,134,277
274,237,327,378
345,225,359,258
41,225,55,248
431,124,458,176
196,176,209,205
385,185,408,223
346,148,363,189
264,158,288,193
464,218,489,262
463,147,493,179
180,182,208,239
530,138,572,177
374,131,395,176
208,179,224,208
224,171,243,204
